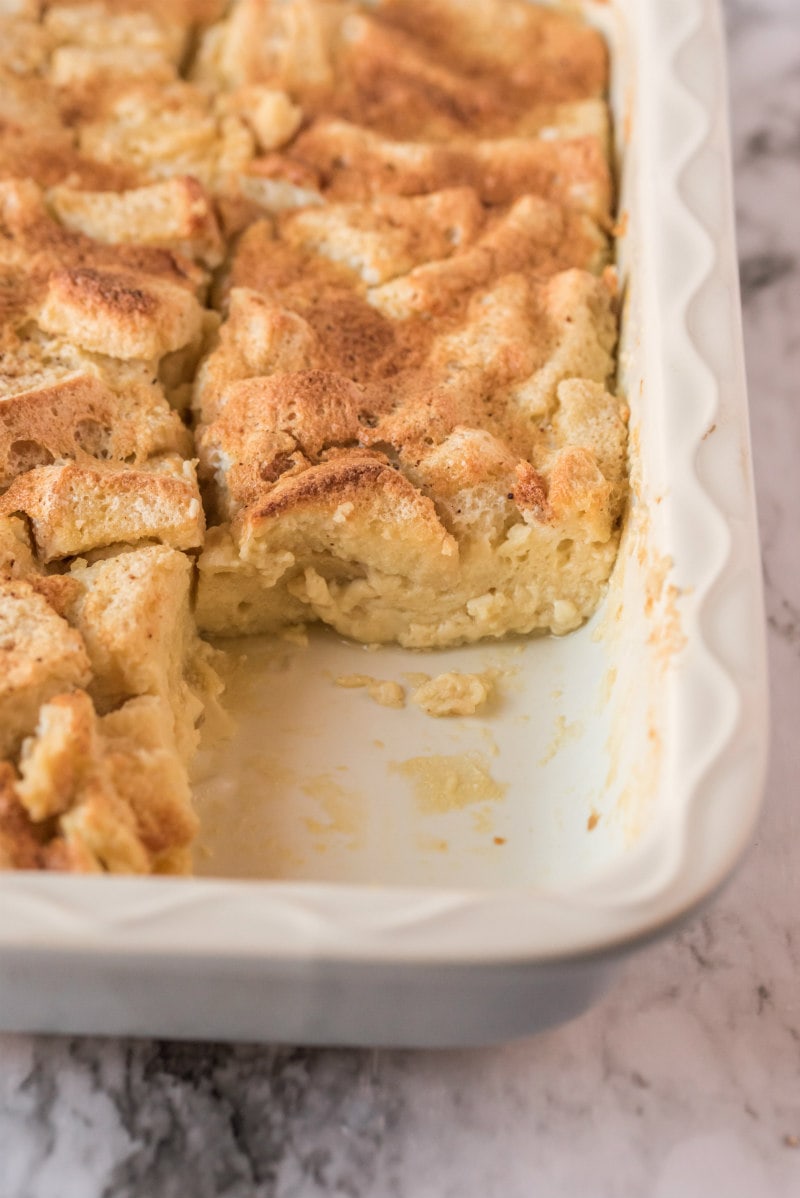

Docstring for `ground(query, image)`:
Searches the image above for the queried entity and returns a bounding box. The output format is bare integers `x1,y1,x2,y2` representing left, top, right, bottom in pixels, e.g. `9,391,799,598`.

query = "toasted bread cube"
279,188,485,286
328,10,603,139
0,325,170,410
15,688,149,874
0,456,205,561
0,579,91,756
0,370,192,488
37,267,206,360
0,176,207,295
236,450,458,586
0,16,51,76
550,379,628,485
192,0,339,92
287,119,611,220
513,99,610,147
16,689,95,821
0,0,42,17
426,270,617,421
362,0,607,100
192,287,325,422
0,515,40,580
0,71,64,142
50,44,176,88
48,178,224,269
67,545,202,756
365,195,606,317
44,4,186,63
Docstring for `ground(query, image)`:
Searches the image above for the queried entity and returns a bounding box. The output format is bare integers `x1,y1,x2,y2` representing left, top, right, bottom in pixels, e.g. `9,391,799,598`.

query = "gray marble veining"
2,2,800,1195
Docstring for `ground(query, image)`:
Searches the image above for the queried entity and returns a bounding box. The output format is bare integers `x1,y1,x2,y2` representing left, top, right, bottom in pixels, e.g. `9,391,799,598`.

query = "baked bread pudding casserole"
0,0,627,872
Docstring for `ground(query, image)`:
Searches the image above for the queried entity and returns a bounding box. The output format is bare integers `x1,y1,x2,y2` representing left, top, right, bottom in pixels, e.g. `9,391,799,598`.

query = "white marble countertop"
2,2,799,1195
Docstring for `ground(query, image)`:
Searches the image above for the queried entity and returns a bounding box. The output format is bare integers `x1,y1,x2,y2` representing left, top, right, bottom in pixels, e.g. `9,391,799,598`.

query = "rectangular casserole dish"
0,0,768,1046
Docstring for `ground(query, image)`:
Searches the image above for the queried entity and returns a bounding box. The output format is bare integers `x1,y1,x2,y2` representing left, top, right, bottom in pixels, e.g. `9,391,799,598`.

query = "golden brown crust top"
371,0,608,106
193,0,606,136
259,119,611,221
37,266,205,358
197,215,618,525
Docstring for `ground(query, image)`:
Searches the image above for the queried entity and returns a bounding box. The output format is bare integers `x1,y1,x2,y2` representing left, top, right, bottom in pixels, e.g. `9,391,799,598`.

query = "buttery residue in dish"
193,749,369,875
334,674,407,707
538,714,584,766
300,774,367,850
392,752,507,815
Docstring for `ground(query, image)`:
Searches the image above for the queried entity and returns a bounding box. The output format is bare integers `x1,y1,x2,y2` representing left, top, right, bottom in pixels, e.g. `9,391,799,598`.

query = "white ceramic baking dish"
0,0,767,1046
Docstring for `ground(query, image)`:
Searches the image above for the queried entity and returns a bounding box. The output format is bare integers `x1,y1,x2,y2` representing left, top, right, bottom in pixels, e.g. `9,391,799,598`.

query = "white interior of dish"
190,0,672,893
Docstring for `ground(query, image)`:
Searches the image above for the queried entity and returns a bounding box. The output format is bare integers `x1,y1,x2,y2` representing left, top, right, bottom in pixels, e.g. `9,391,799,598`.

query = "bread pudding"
0,0,626,873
